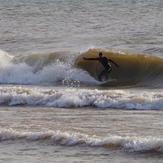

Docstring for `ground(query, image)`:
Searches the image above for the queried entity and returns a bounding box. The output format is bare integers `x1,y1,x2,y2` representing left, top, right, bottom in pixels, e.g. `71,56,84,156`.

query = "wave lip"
0,129,163,154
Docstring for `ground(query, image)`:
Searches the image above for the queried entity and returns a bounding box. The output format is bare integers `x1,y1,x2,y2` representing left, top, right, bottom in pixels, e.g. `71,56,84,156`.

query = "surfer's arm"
83,57,99,61
109,59,119,68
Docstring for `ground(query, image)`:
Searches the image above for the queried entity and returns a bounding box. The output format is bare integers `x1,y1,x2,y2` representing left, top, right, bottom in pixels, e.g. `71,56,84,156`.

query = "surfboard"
95,66,116,83
99,77,117,84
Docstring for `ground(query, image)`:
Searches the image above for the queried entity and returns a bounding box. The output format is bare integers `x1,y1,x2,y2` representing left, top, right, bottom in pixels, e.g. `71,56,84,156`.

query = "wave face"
0,129,163,154
1,49,163,87
76,49,163,87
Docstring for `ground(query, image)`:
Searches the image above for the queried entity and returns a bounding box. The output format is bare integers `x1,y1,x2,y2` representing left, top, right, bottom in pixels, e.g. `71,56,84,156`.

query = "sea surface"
0,0,163,162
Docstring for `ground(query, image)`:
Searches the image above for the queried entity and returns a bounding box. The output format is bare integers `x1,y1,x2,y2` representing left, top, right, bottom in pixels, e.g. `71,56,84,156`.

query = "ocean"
0,0,163,162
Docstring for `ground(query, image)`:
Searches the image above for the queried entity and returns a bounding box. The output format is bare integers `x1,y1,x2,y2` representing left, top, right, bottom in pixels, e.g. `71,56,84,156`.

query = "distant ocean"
0,0,163,162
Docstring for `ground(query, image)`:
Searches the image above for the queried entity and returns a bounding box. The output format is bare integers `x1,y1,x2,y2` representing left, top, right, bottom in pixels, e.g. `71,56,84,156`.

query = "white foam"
0,86,163,110
0,129,163,153
0,50,98,85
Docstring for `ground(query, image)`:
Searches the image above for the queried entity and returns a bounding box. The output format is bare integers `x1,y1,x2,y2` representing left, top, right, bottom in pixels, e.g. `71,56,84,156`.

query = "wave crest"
0,129,163,153
0,86,163,109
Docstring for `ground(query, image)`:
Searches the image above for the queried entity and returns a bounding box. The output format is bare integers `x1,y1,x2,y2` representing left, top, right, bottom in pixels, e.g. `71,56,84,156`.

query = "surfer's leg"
98,65,112,81
107,66,112,73
98,70,105,81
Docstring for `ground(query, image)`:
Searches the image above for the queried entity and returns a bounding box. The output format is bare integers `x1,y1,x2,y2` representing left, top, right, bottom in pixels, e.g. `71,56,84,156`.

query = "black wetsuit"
98,57,112,81
84,56,118,81
99,57,112,72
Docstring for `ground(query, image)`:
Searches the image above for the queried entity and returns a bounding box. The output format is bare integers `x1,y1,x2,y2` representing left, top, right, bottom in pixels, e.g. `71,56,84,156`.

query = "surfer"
83,52,119,81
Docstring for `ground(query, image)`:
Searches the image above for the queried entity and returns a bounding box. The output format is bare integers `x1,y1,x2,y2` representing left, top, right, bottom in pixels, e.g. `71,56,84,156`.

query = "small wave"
0,129,163,153
0,86,163,109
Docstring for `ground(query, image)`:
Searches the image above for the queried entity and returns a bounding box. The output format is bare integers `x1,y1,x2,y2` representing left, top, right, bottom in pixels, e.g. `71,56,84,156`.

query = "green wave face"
76,49,163,86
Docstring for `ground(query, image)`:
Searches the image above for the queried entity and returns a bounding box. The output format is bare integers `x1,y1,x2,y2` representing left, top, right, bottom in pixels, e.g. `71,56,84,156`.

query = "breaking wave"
0,129,163,154
0,49,97,85
0,48,163,87
0,86,163,110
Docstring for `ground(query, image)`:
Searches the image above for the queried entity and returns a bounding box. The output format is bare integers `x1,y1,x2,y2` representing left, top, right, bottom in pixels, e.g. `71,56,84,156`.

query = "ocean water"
0,0,163,162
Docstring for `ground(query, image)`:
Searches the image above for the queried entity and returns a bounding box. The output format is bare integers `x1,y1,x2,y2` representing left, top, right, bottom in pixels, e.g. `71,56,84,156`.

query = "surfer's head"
99,52,103,57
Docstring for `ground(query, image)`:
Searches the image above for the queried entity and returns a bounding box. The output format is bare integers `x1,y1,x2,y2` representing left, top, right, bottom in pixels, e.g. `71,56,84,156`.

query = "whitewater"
0,0,163,162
